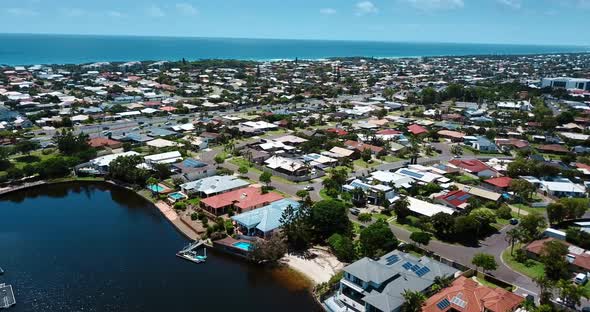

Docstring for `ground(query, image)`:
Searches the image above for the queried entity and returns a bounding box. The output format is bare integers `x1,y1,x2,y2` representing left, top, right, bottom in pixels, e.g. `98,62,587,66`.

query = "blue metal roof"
231,199,301,233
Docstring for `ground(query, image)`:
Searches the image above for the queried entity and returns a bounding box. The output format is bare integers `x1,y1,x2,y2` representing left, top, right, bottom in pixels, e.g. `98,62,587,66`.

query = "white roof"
541,181,586,193
264,155,304,172
146,138,184,148
241,121,278,130
91,151,139,167
407,197,455,217
370,171,413,188
144,151,182,164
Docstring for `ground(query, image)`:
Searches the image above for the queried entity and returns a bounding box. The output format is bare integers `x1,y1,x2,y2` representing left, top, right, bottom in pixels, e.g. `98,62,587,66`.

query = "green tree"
259,171,272,188
238,165,249,176
393,196,411,221
280,203,313,250
557,279,587,308
359,220,397,258
509,179,535,203
249,233,287,264
15,140,39,155
431,212,455,239
471,253,498,274
214,154,225,167
410,231,431,247
534,276,555,305
327,233,356,262
540,240,569,281
506,227,526,255
519,213,547,242
311,200,351,240
401,290,426,312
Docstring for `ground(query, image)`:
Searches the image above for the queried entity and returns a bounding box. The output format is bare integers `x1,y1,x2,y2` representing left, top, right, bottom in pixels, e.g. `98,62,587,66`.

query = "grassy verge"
501,246,545,279
353,159,380,169
511,203,546,216
10,150,58,169
380,155,402,163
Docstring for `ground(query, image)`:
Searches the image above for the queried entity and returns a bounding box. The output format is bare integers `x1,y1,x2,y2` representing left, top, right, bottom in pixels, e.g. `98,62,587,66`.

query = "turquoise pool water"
233,241,252,251
148,184,165,192
169,192,185,200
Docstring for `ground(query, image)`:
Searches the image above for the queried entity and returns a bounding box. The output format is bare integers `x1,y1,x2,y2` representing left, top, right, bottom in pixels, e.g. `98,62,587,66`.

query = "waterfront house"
323,250,458,312
200,186,283,215
180,175,249,197
89,151,140,174
231,198,300,238
171,158,216,182
422,276,524,312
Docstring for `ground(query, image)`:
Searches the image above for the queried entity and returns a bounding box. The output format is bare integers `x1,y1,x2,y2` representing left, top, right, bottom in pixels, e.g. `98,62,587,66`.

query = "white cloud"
320,8,337,15
496,0,521,9
4,7,39,16
176,3,199,16
402,0,464,10
355,1,378,15
146,5,165,17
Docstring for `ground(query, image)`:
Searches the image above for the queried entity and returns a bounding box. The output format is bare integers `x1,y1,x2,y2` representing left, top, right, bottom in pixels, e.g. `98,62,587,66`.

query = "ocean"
0,33,588,66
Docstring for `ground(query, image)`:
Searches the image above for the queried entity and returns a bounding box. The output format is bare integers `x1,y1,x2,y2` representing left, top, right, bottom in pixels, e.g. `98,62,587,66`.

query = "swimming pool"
169,192,185,200
233,241,252,251
147,184,165,192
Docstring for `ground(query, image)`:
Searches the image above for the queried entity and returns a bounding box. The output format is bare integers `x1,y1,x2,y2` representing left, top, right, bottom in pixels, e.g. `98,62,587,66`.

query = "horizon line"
1,32,588,48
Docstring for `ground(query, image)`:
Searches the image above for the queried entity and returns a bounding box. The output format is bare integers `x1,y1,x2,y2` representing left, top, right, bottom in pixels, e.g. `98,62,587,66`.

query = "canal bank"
0,182,322,311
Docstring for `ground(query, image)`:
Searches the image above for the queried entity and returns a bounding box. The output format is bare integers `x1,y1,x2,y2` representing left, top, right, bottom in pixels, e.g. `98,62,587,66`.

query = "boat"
176,241,207,264
0,267,3,275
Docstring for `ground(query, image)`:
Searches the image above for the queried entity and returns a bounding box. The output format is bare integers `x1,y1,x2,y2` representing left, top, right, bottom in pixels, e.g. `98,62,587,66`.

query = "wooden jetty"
0,283,15,309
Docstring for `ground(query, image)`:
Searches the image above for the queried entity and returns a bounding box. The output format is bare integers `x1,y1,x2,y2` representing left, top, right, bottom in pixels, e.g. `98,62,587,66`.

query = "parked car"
304,185,314,191
509,218,519,225
350,208,360,216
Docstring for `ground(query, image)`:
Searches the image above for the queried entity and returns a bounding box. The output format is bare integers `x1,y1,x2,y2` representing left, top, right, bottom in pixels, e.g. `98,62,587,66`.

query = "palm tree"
402,290,426,312
146,177,159,197
506,227,525,255
432,275,454,291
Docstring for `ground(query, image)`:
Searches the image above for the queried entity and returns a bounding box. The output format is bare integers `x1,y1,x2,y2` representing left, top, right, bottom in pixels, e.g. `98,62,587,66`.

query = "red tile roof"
495,138,529,149
200,186,283,211
485,177,513,189
407,124,428,135
423,276,524,312
326,128,348,136
537,144,569,153
436,190,472,209
449,159,492,173
525,238,590,271
343,140,384,154
438,130,466,139
88,137,121,148
160,106,177,112
376,129,401,135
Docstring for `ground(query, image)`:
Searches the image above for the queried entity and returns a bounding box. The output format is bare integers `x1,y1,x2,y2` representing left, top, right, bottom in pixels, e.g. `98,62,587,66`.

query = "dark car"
581,307,590,312
509,218,519,225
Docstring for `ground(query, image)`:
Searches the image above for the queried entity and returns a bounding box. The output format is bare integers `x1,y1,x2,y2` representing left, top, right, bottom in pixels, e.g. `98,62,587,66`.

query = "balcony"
337,291,366,312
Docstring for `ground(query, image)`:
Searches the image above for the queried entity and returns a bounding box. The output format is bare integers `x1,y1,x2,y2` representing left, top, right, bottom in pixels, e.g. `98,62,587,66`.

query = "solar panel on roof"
410,264,421,272
385,254,400,264
402,261,413,270
436,299,451,310
458,194,471,201
446,195,456,201
400,169,424,179
416,267,431,277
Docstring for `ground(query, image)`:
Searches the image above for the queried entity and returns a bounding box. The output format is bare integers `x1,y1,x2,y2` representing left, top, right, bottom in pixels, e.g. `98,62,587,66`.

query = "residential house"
264,155,310,177
539,178,587,198
344,140,385,155
525,238,590,274
323,250,457,312
171,158,216,182
468,136,497,153
231,198,300,238
180,175,249,197
423,276,524,312
483,177,513,193
88,137,122,150
343,179,398,206
144,151,183,165
435,190,472,210
407,124,428,136
449,159,500,178
200,186,283,215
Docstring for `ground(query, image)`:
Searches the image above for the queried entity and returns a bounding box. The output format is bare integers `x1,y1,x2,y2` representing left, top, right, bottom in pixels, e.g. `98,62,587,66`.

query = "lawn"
319,189,335,200
353,159,380,169
10,150,58,169
456,174,480,184
380,155,402,163
391,215,424,234
501,246,545,279
511,203,546,216
474,274,513,291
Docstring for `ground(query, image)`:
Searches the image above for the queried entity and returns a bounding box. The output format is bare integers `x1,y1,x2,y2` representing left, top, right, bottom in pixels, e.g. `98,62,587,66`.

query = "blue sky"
1,0,589,45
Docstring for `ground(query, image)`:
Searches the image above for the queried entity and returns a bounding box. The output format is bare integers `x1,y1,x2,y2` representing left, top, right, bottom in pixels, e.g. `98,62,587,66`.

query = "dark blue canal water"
0,182,320,312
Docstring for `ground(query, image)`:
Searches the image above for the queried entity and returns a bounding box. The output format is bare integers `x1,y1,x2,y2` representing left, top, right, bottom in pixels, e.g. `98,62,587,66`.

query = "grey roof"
180,175,249,195
343,250,457,312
